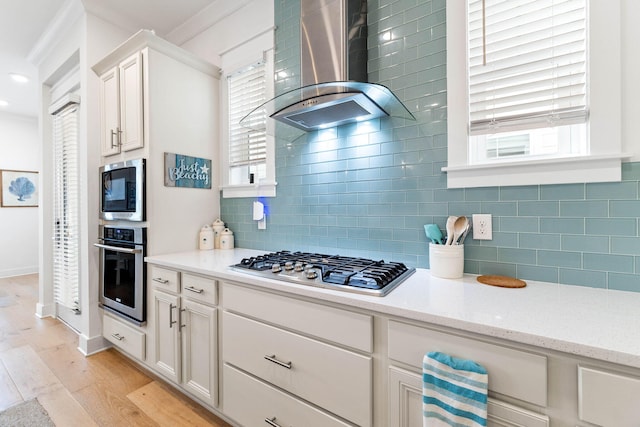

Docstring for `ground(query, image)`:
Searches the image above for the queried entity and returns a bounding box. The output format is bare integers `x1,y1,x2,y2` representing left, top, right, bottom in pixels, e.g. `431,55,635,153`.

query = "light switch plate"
472,214,492,240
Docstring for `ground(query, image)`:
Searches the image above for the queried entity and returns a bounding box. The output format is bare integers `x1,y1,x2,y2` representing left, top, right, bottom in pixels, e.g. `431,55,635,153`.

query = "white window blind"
228,61,267,184
468,0,587,135
51,96,80,312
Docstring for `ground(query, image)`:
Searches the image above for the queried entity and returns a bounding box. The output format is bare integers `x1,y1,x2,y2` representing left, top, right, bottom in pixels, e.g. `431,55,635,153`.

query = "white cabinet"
103,312,146,361
99,51,143,156
150,267,218,407
387,320,550,427
93,29,220,256
152,288,180,380
388,367,549,427
224,364,353,427
221,282,373,427
578,366,640,426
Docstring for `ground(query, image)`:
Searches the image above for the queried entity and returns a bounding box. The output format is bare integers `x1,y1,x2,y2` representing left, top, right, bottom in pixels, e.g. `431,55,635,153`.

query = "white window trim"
220,31,276,198
445,0,628,188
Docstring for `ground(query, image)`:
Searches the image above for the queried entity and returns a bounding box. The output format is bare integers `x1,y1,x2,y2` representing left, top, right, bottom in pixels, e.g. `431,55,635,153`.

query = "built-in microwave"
100,158,145,222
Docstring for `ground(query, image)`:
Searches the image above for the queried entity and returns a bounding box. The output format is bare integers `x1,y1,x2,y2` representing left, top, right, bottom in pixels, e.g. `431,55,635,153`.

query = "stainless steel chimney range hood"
241,0,414,137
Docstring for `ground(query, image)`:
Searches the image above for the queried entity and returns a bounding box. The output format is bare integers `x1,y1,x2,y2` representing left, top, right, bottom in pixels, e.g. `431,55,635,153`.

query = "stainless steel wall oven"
95,225,146,325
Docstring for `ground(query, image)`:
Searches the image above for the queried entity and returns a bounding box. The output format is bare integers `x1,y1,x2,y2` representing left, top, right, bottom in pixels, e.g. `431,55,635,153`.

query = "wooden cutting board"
477,275,526,288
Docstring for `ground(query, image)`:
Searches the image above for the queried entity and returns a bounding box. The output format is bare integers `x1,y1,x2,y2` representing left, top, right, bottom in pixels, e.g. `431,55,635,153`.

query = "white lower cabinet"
150,268,218,407
138,266,640,427
221,282,373,427
388,366,549,427
578,366,640,426
224,364,353,427
387,320,549,427
103,313,146,360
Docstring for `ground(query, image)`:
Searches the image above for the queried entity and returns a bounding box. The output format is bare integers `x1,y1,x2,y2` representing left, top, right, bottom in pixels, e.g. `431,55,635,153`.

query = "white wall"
0,112,40,277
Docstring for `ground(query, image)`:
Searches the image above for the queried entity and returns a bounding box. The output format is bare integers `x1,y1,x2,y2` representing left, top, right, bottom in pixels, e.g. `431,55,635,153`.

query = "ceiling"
0,0,217,118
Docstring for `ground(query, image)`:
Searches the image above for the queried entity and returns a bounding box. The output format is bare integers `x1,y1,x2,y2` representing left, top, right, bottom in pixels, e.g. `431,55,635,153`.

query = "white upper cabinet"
99,51,143,156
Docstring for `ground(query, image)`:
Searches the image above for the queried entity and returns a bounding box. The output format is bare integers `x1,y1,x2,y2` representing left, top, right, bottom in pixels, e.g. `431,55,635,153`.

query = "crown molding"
165,0,253,46
27,0,84,66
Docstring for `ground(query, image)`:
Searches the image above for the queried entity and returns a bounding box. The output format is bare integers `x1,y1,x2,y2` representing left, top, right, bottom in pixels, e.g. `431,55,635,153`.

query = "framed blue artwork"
0,170,38,207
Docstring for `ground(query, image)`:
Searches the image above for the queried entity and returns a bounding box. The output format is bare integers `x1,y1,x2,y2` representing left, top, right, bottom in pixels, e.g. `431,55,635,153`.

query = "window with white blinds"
227,61,267,186
467,0,587,164
51,96,80,312
468,0,587,135
445,0,623,188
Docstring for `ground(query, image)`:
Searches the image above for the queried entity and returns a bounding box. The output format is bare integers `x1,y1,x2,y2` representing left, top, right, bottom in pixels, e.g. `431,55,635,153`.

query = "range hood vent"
241,0,414,137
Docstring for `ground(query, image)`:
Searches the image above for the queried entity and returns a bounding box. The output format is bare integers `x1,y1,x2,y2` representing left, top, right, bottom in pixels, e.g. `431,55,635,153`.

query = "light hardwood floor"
0,274,232,426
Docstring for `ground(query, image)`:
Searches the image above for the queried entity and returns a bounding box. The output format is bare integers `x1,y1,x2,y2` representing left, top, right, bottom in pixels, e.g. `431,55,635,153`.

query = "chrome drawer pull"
111,333,124,341
184,286,203,294
264,417,282,427
169,304,177,328
264,354,292,369
153,277,169,284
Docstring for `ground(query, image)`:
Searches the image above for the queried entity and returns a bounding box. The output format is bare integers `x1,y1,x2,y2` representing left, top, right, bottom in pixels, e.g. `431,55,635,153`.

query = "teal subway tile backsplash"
219,0,640,292
583,253,634,273
585,218,637,236
559,269,607,289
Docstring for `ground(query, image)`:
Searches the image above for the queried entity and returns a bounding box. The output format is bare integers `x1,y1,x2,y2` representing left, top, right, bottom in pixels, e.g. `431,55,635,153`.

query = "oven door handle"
93,243,141,254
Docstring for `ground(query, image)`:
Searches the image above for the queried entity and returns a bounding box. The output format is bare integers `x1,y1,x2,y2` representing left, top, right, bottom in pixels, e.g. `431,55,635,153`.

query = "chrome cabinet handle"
153,277,169,284
110,129,118,148
169,303,177,328
264,354,292,369
111,333,124,341
110,127,122,148
179,308,186,330
264,417,282,427
184,286,203,294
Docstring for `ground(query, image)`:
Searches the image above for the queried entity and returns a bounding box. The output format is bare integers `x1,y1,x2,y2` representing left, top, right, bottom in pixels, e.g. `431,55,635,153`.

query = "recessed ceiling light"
9,73,29,83
0,100,9,107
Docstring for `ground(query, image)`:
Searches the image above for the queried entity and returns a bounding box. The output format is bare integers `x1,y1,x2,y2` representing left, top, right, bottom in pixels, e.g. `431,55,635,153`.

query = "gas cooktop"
229,251,415,296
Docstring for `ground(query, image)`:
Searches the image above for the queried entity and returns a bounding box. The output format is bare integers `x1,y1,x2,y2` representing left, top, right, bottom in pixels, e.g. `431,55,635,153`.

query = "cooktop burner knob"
294,262,305,272
271,263,282,273
305,268,318,279
284,261,294,271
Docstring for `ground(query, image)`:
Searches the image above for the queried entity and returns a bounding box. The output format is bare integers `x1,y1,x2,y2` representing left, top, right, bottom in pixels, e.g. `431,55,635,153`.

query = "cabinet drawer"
222,282,372,352
224,364,352,427
388,367,549,427
181,273,217,305
223,311,372,427
388,320,547,406
149,265,180,293
578,366,640,426
103,314,145,360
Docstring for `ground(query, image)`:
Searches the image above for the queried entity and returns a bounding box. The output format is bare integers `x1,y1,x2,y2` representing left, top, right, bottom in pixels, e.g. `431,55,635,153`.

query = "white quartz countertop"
145,248,640,369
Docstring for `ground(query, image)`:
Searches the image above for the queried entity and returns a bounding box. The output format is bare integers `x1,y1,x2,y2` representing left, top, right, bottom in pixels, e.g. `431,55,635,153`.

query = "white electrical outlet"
472,214,492,240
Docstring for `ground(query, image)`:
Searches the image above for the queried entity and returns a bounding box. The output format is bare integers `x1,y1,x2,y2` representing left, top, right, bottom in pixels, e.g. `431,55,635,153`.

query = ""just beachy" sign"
164,153,212,189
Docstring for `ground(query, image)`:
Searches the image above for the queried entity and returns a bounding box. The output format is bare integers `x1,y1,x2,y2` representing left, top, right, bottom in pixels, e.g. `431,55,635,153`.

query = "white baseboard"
0,267,38,278
78,333,110,356
36,302,55,318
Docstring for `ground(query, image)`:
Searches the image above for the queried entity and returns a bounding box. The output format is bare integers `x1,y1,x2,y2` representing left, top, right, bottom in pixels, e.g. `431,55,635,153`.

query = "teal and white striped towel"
423,351,488,427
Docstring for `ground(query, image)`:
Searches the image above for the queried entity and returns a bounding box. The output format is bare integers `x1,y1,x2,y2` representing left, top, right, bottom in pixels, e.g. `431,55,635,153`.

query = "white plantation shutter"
228,62,267,181
468,0,587,135
50,95,80,312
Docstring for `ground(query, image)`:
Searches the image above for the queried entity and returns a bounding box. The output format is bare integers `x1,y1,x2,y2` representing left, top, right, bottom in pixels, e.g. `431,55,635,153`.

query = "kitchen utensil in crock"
445,216,458,245
424,224,444,244
452,216,469,245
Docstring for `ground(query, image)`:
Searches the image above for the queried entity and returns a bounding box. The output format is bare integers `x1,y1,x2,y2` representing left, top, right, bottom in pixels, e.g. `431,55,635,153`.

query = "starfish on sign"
200,164,210,175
